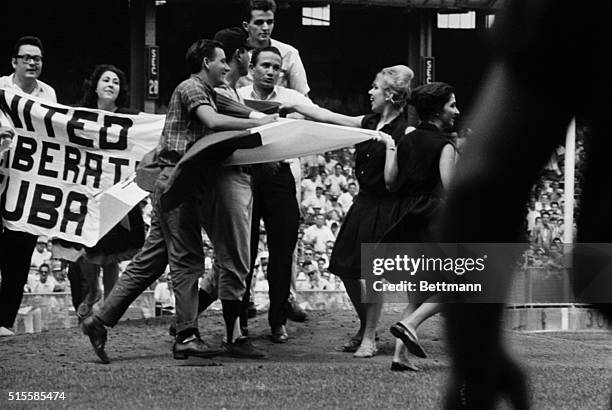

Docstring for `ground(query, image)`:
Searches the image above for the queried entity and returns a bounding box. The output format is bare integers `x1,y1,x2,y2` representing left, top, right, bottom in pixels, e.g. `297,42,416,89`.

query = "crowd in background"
19,131,586,314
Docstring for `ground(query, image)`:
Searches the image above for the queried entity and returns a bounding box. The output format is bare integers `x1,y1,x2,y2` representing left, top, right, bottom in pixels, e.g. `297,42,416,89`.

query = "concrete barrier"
505,305,611,332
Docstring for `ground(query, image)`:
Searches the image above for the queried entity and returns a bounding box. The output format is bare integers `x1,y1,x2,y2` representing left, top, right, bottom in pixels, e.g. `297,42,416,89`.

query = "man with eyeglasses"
237,0,310,96
0,36,56,102
0,36,57,337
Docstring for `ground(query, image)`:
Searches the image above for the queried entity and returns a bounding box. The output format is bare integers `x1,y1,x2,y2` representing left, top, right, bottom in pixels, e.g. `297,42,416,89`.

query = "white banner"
0,89,163,246
1,88,379,246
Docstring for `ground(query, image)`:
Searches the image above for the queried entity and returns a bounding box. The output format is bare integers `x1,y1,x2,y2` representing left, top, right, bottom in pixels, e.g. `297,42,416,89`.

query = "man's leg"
157,196,205,340
260,166,299,338
0,229,38,329
205,168,264,357
81,206,170,363
95,207,168,327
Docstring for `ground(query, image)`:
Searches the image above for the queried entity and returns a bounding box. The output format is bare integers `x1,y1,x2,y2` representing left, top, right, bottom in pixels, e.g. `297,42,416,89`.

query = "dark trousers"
0,229,37,328
244,164,299,328
98,168,204,334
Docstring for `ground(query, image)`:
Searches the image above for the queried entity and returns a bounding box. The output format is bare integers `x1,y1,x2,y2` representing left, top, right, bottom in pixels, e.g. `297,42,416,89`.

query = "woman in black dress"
282,65,414,357
379,82,459,371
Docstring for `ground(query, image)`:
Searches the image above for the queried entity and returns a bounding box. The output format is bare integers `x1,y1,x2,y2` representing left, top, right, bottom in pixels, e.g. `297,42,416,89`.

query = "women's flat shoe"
390,322,427,358
391,361,419,372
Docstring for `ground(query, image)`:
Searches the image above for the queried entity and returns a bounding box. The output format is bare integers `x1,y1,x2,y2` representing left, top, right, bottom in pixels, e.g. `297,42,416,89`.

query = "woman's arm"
439,143,457,191
380,132,399,192
282,103,363,128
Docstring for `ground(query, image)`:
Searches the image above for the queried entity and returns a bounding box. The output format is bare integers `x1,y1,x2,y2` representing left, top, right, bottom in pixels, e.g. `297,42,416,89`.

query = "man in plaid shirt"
82,39,275,363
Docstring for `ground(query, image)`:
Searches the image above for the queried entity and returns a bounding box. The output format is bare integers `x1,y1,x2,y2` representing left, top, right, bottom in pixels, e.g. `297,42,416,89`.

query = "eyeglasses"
252,19,274,26
16,54,43,63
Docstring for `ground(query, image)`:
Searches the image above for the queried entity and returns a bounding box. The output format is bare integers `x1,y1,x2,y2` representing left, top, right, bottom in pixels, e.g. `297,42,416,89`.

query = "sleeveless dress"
382,122,453,243
328,113,408,279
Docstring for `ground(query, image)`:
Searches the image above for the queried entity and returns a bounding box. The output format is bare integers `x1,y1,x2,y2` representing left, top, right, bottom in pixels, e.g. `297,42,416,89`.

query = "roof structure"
282,0,505,11
168,0,506,12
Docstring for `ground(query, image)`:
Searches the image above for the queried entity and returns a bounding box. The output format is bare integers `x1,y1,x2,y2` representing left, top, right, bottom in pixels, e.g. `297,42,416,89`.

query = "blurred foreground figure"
440,1,612,408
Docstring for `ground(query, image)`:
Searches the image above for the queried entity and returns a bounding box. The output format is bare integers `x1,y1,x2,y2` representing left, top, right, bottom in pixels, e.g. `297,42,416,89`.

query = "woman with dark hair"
80,64,133,113
68,64,144,319
282,65,415,358
379,82,459,371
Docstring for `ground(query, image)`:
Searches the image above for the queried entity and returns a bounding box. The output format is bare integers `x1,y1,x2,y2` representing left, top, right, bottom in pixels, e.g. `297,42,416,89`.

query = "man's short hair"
244,0,277,21
250,46,282,66
39,263,50,272
185,39,223,74
213,27,248,62
13,36,44,57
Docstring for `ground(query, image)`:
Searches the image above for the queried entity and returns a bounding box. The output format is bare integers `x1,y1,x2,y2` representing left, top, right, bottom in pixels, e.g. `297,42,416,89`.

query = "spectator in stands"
526,199,540,235
322,152,338,175
536,192,551,211
303,214,336,254
301,185,329,215
540,212,554,249
52,269,70,293
154,275,175,315
29,264,59,294
300,169,321,201
325,195,344,220
550,216,564,240
337,181,358,213
30,236,52,268
325,163,348,197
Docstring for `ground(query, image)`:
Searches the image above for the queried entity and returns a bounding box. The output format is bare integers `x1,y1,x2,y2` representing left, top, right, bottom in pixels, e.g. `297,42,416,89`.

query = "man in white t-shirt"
0,36,57,337
337,181,358,213
325,163,348,197
303,214,336,254
29,264,58,294
237,0,310,95
30,236,52,268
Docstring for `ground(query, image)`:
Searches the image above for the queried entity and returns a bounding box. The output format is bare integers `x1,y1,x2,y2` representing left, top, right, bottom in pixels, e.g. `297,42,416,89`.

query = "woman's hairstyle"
80,64,128,109
376,65,414,109
409,82,454,121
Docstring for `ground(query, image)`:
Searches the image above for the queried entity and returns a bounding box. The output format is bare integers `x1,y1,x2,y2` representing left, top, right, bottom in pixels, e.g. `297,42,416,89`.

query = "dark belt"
232,165,253,174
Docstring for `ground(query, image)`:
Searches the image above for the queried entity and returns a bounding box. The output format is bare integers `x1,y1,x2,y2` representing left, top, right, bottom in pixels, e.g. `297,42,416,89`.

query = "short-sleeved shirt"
395,123,453,197
354,113,408,196
0,74,57,102
156,74,217,167
236,38,310,95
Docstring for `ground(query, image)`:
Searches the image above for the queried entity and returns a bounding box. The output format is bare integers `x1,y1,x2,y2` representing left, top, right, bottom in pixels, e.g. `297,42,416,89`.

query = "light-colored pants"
199,167,253,301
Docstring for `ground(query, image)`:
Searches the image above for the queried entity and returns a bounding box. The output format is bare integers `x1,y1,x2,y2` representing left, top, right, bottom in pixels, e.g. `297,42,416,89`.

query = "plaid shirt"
156,74,217,166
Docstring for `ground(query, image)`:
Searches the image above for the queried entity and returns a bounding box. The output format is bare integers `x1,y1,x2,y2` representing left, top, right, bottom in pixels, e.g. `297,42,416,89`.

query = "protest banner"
0,88,379,246
0,89,162,246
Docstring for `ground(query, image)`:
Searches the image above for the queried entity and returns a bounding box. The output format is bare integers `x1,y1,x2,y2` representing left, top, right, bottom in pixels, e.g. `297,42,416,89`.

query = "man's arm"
194,105,277,131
